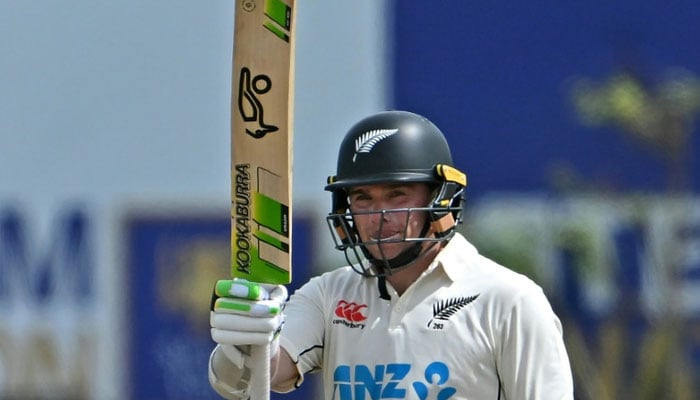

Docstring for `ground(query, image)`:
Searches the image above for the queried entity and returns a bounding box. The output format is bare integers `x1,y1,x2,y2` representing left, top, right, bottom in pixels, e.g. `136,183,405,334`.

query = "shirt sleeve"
496,285,574,399
276,275,327,391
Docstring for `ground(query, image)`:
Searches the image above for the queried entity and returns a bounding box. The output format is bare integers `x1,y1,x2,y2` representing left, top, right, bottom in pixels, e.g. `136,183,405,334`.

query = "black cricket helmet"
325,110,467,276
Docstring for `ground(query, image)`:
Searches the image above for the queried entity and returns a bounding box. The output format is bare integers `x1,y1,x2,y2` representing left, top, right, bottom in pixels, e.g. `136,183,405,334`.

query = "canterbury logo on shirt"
333,300,368,329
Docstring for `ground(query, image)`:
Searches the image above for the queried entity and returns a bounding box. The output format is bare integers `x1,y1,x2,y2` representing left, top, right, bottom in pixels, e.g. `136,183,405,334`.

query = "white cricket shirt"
278,233,573,399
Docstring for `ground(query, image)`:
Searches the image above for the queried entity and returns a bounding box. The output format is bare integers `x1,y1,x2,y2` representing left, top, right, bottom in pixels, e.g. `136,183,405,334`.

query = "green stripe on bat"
254,230,290,252
264,0,291,42
253,192,289,236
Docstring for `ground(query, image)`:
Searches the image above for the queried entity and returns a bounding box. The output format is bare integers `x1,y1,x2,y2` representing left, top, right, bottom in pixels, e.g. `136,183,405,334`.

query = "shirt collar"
434,232,478,281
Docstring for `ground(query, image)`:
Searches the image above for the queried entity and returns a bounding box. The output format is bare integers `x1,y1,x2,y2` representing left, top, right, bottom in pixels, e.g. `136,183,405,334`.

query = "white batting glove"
210,278,288,363
209,279,288,399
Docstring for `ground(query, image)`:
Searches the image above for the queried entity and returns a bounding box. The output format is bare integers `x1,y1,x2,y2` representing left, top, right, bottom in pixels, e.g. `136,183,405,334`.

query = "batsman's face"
348,183,431,261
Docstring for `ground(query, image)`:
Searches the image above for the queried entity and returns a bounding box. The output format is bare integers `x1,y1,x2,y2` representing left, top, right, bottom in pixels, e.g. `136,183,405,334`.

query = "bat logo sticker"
238,67,279,139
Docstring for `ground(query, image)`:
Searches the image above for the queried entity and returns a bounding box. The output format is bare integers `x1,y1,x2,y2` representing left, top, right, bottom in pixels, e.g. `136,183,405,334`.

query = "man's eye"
350,195,369,202
388,190,407,199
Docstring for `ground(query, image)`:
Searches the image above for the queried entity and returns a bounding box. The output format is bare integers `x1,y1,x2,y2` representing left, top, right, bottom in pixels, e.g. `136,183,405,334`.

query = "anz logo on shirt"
333,361,456,399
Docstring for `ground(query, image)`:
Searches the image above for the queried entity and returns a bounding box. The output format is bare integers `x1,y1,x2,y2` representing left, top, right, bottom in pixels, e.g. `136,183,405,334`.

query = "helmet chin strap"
363,221,432,300
364,221,431,272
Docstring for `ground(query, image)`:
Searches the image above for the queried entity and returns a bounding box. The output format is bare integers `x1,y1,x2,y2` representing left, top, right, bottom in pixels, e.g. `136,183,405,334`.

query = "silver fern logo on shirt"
353,128,399,162
427,294,480,330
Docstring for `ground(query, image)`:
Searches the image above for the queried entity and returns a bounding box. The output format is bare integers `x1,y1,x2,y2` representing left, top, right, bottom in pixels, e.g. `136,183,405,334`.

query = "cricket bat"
230,0,295,398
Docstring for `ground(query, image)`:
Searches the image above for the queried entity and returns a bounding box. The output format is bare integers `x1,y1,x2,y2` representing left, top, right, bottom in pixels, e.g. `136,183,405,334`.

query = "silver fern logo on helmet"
353,129,399,162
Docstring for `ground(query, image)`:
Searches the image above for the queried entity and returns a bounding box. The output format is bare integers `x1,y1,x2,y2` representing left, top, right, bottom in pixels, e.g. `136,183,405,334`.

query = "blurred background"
1,1,698,399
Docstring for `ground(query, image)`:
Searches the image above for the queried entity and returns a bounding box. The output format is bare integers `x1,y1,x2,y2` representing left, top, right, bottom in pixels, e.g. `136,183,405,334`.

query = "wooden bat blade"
230,1,295,398
231,0,294,286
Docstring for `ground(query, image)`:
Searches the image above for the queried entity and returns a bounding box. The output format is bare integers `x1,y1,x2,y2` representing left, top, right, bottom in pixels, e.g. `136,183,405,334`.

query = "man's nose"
367,207,393,226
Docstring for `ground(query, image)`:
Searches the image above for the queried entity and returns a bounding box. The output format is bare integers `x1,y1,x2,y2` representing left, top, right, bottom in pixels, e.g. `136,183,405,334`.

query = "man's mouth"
370,231,401,242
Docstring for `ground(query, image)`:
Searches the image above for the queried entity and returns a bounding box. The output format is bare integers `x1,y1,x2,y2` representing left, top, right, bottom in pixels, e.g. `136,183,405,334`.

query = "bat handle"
248,344,271,400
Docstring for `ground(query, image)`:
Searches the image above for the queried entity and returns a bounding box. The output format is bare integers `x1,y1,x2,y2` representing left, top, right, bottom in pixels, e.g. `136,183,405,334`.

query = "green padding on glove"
215,279,265,300
214,297,281,317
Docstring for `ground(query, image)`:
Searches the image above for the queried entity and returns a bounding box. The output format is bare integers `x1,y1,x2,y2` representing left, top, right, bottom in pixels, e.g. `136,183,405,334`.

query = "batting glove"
210,278,287,361
209,279,288,399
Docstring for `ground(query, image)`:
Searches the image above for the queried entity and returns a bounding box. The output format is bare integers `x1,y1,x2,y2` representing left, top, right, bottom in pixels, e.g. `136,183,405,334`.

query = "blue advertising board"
126,212,318,399
390,0,700,195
